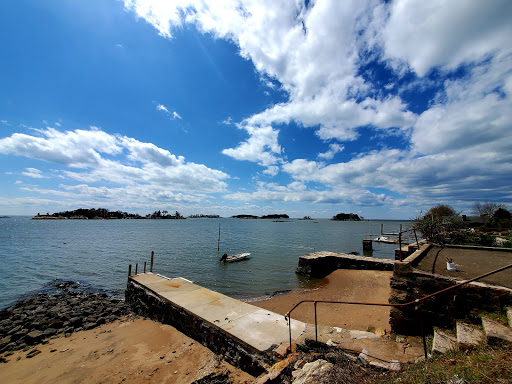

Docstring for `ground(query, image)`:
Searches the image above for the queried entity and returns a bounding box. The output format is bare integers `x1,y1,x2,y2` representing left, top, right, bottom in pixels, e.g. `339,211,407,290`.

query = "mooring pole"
150,251,154,272
128,264,132,277
135,263,138,275
144,261,147,273
399,232,402,261
218,223,220,252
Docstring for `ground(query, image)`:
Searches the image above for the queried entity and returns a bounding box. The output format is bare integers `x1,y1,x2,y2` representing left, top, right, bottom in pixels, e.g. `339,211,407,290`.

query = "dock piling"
150,251,154,272
144,261,147,273
363,239,373,251
135,263,138,275
128,264,132,277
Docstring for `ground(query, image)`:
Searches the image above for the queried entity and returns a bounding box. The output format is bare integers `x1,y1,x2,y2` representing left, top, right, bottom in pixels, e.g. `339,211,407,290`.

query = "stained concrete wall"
296,251,395,278
125,278,271,376
389,262,512,335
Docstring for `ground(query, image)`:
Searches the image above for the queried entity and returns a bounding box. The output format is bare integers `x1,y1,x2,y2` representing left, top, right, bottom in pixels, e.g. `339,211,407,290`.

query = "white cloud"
156,103,182,120
21,168,44,179
381,0,512,77
224,181,392,207
221,124,281,168
318,143,344,160
0,127,230,198
117,1,512,208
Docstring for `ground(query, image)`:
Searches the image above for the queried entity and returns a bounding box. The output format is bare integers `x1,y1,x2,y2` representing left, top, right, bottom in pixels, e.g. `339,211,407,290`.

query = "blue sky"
1,0,511,219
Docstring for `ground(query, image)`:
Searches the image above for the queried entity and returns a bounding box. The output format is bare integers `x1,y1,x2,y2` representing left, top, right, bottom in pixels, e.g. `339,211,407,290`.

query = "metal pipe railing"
285,263,512,358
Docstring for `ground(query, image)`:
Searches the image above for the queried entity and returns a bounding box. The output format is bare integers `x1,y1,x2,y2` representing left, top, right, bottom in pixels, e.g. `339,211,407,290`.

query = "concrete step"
432,329,457,354
482,317,512,344
456,322,485,348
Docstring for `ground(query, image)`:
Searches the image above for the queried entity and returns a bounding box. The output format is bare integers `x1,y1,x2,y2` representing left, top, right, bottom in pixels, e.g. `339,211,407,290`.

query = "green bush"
479,234,497,247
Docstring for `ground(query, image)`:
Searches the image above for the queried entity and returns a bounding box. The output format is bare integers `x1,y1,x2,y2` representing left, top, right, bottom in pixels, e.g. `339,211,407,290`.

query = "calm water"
0,217,412,308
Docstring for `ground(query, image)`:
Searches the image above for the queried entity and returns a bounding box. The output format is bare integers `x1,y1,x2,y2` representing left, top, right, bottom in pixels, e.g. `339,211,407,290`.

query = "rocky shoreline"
0,280,133,358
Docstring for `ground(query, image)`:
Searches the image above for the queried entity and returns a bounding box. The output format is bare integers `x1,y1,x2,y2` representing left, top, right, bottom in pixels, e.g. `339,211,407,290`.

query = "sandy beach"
0,269,392,383
252,269,393,332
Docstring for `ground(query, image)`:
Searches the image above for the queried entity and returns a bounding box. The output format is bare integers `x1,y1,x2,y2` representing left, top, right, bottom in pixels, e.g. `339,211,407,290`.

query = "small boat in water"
219,252,251,263
373,236,397,244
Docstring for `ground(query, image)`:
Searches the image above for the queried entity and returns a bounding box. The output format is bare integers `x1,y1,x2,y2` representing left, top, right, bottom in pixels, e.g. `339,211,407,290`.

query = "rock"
291,359,333,384
26,349,41,358
357,349,369,366
26,330,45,343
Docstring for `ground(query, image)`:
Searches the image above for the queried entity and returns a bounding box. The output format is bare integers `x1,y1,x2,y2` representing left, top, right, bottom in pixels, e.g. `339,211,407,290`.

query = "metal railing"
284,263,512,358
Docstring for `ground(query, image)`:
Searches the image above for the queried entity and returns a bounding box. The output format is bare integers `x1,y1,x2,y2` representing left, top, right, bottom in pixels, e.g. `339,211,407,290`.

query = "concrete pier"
125,273,306,375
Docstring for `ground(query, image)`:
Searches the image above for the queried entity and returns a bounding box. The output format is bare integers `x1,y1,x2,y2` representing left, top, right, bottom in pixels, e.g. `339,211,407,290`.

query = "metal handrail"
284,263,512,358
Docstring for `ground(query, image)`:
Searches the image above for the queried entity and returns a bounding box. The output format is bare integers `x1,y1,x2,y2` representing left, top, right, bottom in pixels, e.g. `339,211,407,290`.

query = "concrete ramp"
126,273,306,375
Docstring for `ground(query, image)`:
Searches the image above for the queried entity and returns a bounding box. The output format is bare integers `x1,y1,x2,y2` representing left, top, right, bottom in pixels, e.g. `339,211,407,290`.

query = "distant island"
231,214,290,219
331,213,362,221
32,208,186,220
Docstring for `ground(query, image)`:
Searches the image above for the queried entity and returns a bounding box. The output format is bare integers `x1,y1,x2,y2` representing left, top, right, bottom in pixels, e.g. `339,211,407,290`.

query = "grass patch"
377,343,512,383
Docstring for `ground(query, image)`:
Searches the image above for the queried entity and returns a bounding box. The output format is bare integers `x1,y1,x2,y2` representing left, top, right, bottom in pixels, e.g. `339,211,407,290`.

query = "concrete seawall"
125,273,306,376
296,251,395,278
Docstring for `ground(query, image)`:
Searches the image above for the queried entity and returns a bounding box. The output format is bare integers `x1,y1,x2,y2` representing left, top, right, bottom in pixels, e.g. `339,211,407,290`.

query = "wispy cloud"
318,143,344,160
21,168,44,179
156,103,182,120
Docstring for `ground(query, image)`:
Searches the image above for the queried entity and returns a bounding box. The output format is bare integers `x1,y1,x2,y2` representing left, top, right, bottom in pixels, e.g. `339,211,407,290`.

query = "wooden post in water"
398,232,402,261
135,263,138,275
363,239,373,251
218,223,220,252
414,230,419,249
381,223,383,235
150,251,154,272
128,264,132,277
144,262,147,273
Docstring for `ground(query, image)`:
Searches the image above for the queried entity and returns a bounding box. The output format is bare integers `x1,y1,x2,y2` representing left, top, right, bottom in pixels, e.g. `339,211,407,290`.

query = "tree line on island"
33,208,186,220
32,209,362,221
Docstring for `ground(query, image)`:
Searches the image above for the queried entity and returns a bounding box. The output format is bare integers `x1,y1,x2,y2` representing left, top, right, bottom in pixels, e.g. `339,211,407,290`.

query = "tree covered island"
32,208,186,220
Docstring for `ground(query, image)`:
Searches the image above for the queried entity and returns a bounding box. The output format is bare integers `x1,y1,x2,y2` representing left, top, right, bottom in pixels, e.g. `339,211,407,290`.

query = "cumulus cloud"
381,0,512,77
0,127,230,207
224,181,392,207
126,0,512,207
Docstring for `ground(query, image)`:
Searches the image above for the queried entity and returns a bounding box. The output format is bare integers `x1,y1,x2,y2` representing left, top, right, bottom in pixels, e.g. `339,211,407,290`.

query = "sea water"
0,217,412,308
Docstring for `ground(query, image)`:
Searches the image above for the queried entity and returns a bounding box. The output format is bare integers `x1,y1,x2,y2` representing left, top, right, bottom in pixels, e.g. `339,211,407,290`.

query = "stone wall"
296,251,395,278
125,278,271,376
389,262,512,335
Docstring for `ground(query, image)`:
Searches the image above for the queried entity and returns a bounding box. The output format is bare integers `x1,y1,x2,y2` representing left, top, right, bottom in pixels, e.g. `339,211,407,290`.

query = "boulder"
291,359,333,384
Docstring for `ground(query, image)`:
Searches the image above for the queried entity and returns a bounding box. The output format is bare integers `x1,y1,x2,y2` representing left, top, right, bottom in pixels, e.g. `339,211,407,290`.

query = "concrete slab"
456,322,485,347
169,286,226,310
432,329,457,354
482,317,512,344
131,272,168,286
220,308,305,351
188,295,259,327
146,278,201,298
